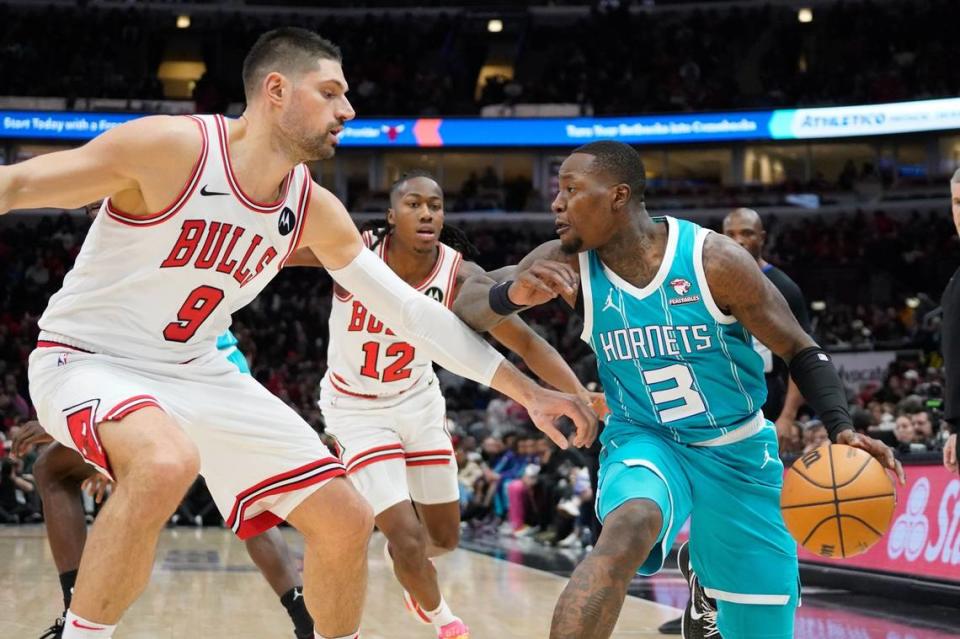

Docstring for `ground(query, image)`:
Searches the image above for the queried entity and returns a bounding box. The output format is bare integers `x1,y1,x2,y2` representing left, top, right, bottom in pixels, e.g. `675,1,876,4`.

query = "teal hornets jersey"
216,330,239,351
216,329,250,375
580,216,766,445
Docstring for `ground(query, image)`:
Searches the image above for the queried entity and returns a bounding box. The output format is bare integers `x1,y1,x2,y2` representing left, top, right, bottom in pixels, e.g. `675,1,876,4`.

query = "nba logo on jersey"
278,207,296,236
57,352,69,367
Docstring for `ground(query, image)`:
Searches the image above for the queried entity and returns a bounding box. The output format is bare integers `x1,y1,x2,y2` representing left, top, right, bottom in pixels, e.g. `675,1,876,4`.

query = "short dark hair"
389,169,438,205
242,27,342,100
572,140,646,203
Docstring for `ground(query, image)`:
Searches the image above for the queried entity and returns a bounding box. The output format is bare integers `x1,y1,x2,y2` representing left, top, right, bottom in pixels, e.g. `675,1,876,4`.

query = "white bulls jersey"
320,230,463,407
38,114,312,364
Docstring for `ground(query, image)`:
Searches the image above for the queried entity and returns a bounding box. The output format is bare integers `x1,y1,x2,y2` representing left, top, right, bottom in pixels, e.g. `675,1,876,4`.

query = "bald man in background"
724,208,811,446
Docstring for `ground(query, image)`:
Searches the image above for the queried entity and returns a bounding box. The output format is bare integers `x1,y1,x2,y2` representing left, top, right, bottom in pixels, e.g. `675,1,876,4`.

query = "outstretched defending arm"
455,259,605,429
298,184,596,448
0,115,200,215
453,240,579,332
703,232,905,483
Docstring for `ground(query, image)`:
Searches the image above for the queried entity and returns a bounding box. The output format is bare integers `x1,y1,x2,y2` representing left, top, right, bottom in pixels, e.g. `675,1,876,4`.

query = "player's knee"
132,451,200,498
33,445,84,494
427,521,460,553
598,500,662,573
345,493,376,544
32,448,63,489
390,525,430,568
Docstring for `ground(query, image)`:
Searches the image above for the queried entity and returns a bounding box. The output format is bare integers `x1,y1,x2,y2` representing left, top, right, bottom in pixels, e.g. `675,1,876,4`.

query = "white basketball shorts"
322,380,458,516
29,341,345,539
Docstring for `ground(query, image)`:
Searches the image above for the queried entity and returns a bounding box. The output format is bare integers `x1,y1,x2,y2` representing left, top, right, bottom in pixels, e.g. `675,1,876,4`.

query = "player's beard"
559,235,584,254
279,112,336,162
298,130,335,161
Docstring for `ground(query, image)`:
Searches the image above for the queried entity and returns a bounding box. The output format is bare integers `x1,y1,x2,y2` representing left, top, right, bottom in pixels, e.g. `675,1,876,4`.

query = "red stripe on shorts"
404,449,452,459
405,458,452,467
348,452,406,475
404,449,453,468
36,340,93,353
227,458,345,538
103,395,161,422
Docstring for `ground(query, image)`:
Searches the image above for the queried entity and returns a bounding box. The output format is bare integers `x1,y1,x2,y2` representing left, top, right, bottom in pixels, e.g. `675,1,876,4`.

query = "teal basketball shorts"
596,419,799,638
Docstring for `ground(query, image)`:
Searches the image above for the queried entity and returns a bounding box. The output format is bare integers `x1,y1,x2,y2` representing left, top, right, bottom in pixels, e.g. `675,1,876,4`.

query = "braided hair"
359,170,478,259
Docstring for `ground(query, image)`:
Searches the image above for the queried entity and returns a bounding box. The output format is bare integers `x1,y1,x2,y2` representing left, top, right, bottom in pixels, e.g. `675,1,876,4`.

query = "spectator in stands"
0,455,38,524
894,415,916,454
909,409,936,449
802,420,829,453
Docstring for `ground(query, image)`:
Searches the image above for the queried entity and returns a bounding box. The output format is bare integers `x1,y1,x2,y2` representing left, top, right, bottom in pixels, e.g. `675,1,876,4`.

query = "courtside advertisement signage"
4,97,960,146
797,464,960,584
673,464,960,584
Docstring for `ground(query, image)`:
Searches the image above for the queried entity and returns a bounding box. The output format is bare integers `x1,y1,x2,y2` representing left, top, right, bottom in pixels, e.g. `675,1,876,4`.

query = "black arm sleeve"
942,268,960,433
788,347,853,441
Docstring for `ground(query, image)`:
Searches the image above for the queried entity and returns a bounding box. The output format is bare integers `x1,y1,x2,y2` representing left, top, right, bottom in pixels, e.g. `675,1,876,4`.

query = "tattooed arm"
704,233,904,482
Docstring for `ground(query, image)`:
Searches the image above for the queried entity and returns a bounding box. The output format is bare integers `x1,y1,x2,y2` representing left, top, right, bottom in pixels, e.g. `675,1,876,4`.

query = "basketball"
781,444,896,559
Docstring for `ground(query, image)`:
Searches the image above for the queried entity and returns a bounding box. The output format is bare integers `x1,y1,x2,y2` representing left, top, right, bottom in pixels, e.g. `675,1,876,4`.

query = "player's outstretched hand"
11,420,54,458
836,430,906,485
582,391,609,422
82,473,114,504
943,434,957,474
507,259,578,308
526,389,598,449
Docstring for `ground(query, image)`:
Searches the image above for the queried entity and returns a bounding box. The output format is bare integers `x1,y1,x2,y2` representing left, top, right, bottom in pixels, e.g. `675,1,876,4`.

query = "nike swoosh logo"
72,620,107,630
200,185,229,197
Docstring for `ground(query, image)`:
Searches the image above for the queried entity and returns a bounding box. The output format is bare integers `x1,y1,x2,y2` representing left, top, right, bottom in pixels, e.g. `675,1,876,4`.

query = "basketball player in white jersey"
310,172,605,639
0,28,595,639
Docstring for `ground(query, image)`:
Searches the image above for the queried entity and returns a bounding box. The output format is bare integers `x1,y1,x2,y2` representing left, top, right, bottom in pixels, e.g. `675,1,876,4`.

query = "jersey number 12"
360,342,415,382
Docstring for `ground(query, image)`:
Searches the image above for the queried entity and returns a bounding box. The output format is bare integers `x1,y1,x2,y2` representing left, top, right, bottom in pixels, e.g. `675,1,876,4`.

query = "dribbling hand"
525,389,598,449
836,430,906,485
507,259,578,308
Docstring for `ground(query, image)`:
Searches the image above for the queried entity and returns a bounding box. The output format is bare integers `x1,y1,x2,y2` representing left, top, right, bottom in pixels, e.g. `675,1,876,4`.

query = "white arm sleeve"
328,248,505,387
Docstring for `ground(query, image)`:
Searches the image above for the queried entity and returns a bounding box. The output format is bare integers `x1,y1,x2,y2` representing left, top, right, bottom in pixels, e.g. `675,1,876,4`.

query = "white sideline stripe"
703,588,790,605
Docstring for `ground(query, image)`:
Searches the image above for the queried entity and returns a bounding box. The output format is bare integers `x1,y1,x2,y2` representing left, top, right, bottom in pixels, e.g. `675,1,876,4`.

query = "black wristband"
788,346,853,441
489,280,525,315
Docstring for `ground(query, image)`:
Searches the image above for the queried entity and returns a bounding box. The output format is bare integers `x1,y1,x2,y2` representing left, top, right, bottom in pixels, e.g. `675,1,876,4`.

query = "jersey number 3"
360,342,415,382
643,363,707,423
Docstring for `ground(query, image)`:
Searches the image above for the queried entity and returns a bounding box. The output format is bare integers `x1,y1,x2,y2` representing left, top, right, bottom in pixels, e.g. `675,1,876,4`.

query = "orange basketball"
780,443,896,558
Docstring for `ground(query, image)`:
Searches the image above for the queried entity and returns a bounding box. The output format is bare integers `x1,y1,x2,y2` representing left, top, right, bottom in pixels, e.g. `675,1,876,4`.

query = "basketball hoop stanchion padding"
781,444,897,559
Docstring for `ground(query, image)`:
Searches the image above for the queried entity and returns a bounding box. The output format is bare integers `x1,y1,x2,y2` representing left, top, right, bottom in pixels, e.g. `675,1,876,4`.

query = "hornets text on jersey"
579,216,767,445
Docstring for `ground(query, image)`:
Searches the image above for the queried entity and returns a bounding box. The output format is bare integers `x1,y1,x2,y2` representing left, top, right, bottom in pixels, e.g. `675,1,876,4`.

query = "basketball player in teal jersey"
14,330,314,639
452,141,904,639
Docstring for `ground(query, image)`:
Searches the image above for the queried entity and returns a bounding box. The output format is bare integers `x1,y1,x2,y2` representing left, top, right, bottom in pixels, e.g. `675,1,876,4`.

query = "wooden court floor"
1,526,678,638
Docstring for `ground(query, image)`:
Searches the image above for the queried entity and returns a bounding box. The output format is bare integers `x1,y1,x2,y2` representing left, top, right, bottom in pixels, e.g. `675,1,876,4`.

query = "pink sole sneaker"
437,619,470,639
